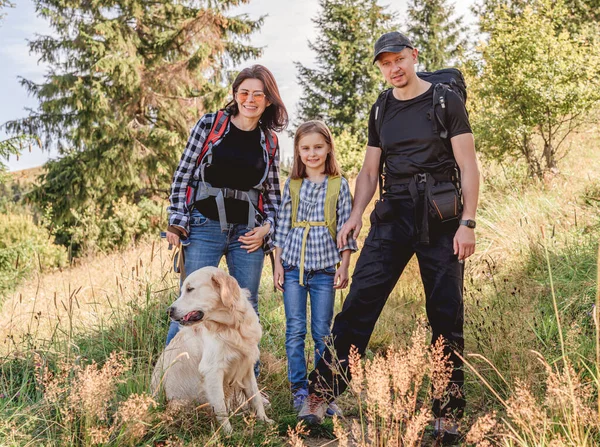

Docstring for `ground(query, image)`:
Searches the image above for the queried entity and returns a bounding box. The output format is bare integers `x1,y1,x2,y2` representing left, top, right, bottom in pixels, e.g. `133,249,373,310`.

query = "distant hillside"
9,166,44,186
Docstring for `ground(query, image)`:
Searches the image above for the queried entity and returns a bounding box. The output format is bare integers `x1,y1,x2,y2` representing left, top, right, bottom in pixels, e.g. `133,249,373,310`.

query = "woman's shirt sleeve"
337,177,358,253
262,134,282,236
273,177,291,248
168,113,214,232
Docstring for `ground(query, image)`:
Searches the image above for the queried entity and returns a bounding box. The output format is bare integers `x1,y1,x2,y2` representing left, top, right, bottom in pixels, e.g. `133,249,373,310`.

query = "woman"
165,65,288,351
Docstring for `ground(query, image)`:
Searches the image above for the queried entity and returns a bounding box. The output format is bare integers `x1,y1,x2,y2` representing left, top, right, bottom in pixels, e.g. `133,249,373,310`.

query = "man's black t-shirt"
194,122,266,224
367,84,472,181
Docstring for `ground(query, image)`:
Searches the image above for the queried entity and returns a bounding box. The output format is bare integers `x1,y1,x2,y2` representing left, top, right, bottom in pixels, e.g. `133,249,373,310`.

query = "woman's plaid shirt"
274,176,358,271
168,112,281,250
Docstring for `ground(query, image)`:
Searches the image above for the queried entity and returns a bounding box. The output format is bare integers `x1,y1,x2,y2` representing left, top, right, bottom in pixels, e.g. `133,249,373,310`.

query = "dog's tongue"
182,311,202,323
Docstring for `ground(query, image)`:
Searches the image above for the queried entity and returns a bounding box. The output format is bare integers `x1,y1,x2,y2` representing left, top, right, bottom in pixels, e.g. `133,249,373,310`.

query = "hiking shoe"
292,388,308,412
298,393,328,425
433,417,461,445
325,401,343,417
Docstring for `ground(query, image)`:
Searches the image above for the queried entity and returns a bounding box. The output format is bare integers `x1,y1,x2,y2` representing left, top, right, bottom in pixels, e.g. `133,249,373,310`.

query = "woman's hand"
239,222,271,253
273,261,285,292
166,229,186,246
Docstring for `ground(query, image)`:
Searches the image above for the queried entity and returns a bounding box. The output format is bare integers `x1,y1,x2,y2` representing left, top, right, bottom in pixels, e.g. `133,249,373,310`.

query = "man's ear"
211,270,242,310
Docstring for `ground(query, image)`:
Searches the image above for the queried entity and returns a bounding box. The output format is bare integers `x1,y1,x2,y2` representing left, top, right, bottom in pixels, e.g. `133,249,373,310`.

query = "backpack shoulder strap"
432,83,450,139
374,89,391,141
265,130,278,167
289,178,303,226
198,110,230,164
324,175,342,241
374,89,391,200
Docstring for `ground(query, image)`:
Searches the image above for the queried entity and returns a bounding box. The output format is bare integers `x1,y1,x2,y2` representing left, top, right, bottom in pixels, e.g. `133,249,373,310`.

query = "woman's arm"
167,113,215,236
261,134,282,237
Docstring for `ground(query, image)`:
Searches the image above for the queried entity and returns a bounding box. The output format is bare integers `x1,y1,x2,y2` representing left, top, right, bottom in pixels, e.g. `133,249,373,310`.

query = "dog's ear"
211,270,242,310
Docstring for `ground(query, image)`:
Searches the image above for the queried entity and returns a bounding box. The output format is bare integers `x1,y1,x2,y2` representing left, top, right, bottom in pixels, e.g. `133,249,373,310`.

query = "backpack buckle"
416,173,427,184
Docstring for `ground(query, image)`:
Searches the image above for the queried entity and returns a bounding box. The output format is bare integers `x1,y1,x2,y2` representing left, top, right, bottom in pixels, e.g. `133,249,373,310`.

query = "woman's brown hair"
224,65,288,132
291,120,342,179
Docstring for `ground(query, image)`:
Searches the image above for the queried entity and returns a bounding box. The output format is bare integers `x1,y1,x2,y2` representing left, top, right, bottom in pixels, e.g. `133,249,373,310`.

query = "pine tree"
0,0,13,19
295,0,394,140
406,0,467,71
4,0,261,247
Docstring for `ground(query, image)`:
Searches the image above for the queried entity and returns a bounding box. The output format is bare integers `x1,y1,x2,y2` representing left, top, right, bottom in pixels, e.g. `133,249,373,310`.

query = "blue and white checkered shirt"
168,112,281,251
274,176,358,270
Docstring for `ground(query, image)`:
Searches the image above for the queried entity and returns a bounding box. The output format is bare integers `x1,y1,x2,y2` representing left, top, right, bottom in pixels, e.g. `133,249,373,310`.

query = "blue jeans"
166,210,265,349
282,262,336,391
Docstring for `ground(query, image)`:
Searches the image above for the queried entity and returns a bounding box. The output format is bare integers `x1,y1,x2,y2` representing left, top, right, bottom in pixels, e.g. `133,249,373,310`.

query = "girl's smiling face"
298,132,330,175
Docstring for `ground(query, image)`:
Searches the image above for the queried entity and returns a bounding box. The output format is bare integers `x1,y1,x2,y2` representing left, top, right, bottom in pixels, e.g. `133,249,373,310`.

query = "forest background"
0,0,599,445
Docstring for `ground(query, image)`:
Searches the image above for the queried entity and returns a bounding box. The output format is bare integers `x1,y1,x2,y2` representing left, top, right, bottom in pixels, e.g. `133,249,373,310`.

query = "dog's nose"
167,306,175,318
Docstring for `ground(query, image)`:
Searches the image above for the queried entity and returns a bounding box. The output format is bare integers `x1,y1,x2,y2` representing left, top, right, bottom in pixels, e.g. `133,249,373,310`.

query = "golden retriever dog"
151,266,272,434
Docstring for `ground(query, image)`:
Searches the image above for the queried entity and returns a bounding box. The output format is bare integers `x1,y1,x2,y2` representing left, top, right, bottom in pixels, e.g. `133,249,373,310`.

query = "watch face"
461,219,476,228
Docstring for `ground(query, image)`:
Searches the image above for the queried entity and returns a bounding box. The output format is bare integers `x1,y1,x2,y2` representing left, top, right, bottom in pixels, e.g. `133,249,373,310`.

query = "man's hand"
337,214,362,249
453,225,476,261
239,223,270,253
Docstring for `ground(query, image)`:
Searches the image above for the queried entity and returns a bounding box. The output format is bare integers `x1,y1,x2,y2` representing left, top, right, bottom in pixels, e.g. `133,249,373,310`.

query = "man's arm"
451,132,480,260
337,145,381,247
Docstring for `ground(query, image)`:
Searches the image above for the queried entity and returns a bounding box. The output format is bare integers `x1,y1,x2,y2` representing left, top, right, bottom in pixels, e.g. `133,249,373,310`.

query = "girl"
273,120,357,414
165,65,288,378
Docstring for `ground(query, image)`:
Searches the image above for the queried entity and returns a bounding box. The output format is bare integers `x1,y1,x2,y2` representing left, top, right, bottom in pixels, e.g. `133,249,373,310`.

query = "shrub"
0,210,67,296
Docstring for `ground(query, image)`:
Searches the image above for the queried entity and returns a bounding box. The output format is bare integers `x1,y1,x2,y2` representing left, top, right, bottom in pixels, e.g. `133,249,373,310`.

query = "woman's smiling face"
234,78,271,120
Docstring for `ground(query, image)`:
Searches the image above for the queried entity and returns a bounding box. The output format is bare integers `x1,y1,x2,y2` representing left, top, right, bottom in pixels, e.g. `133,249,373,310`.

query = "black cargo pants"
308,184,465,418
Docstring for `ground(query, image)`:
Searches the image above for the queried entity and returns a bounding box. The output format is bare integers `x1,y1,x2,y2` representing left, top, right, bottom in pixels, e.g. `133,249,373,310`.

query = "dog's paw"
261,416,275,425
219,419,233,435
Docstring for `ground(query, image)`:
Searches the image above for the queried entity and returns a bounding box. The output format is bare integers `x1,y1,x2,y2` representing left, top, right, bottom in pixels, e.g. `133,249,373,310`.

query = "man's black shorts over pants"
308,185,465,418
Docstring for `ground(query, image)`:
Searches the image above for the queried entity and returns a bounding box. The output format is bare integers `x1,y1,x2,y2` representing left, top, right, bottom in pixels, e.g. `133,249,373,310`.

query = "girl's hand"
333,266,349,289
239,223,271,253
273,262,285,292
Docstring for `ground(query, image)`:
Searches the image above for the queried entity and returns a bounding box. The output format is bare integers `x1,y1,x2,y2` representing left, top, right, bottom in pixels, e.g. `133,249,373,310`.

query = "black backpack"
374,68,467,196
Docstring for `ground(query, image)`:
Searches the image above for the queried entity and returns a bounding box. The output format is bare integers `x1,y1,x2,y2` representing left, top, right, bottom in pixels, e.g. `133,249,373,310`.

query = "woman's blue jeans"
166,211,265,374
282,262,335,391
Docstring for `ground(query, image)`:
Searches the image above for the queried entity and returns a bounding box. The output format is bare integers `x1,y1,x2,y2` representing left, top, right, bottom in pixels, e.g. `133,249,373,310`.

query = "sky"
0,0,475,171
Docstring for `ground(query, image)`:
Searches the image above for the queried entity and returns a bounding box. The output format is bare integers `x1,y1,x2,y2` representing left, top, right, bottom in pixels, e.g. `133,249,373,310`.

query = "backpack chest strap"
198,184,260,231
291,220,327,286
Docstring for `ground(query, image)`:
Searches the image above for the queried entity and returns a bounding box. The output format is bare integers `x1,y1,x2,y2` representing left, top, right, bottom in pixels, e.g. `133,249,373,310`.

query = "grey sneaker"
298,393,328,425
325,401,343,417
292,388,308,412
433,417,461,445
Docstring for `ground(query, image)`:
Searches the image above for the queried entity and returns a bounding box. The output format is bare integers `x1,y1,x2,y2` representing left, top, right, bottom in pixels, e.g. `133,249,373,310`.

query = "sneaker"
433,417,461,445
292,388,308,412
325,401,343,417
297,393,328,425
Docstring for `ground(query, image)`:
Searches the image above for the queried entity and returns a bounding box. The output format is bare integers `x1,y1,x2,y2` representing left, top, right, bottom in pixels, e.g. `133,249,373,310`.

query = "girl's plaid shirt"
167,112,282,252
274,176,358,271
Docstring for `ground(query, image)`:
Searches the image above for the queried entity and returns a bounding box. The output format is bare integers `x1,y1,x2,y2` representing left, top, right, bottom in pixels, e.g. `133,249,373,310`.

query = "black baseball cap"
373,32,414,64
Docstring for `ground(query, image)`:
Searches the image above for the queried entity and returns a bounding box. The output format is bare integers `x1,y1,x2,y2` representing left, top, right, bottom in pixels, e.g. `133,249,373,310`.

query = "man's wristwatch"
459,219,476,229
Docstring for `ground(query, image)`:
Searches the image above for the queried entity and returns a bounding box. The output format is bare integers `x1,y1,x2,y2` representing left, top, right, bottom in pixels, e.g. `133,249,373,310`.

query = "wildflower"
466,412,497,446
116,393,156,442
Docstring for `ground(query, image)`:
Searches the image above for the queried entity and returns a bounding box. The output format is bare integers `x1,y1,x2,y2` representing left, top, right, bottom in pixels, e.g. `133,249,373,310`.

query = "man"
298,32,480,443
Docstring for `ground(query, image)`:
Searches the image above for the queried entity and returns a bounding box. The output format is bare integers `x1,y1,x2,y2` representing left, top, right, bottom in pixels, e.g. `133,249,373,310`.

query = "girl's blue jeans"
282,261,336,391
166,210,264,374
